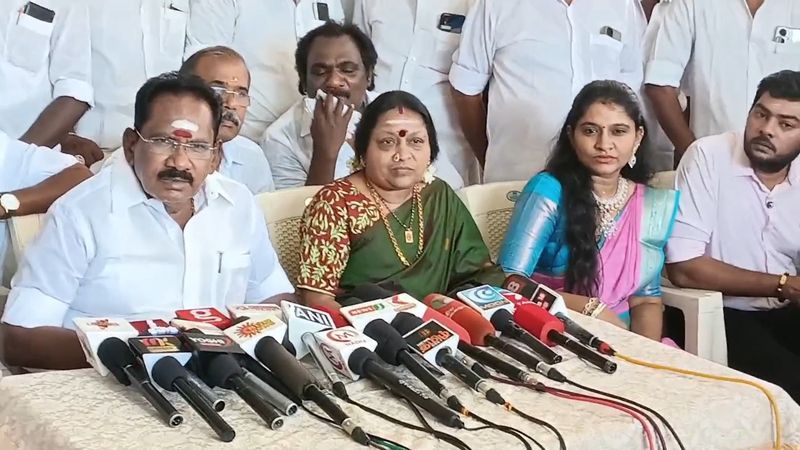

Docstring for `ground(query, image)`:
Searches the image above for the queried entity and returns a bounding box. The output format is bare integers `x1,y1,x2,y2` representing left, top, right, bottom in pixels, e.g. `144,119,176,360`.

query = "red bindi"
172,129,193,139
398,129,407,137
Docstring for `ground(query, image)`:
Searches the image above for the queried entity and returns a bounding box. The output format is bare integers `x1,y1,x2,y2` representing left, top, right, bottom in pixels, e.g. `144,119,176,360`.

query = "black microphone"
555,312,616,355
347,347,465,429
254,337,370,445
363,319,467,414
456,341,536,384
392,313,506,406
490,309,562,364
152,356,235,442
204,353,284,430
96,338,183,427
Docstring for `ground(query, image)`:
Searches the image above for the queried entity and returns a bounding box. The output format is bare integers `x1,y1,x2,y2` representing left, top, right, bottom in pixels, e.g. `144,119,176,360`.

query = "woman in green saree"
297,91,500,310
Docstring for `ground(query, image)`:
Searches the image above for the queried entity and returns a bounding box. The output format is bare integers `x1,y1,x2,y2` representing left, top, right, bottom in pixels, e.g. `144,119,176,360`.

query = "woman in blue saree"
499,80,678,341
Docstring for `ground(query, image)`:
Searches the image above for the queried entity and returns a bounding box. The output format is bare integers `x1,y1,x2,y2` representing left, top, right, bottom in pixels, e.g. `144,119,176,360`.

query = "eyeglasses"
209,85,251,107
135,130,216,160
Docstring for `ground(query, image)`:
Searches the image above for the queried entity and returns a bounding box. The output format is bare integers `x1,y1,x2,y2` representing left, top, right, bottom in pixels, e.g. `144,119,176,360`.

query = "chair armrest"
661,286,728,366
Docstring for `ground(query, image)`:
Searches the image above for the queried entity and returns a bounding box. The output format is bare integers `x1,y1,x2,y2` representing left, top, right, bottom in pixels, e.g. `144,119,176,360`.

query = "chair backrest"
8,214,46,262
457,181,526,262
651,170,676,190
256,185,321,285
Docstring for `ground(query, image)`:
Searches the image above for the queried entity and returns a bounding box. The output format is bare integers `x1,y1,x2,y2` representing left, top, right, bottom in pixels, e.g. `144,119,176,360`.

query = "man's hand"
783,276,800,302
60,133,104,167
310,94,354,159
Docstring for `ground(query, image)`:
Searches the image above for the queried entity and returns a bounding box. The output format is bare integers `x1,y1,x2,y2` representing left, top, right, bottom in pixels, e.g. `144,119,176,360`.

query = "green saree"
297,178,502,302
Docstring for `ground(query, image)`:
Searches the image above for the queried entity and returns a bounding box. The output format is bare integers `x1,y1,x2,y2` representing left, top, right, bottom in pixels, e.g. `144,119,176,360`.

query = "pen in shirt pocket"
217,251,222,273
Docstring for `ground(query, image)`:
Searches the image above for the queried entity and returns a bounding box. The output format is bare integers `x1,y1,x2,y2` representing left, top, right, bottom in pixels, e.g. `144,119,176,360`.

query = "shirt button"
766,201,774,209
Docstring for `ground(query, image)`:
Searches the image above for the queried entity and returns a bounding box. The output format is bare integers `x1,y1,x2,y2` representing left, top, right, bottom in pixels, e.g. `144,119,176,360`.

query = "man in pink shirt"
667,70,800,402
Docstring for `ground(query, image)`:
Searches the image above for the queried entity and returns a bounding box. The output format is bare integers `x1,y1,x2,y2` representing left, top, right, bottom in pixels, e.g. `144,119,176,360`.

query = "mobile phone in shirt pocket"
216,251,252,305
4,7,54,73
160,0,188,55
589,32,624,80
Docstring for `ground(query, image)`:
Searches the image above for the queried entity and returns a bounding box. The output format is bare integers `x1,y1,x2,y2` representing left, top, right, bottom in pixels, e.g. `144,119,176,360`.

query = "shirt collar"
732,132,800,186
110,152,236,213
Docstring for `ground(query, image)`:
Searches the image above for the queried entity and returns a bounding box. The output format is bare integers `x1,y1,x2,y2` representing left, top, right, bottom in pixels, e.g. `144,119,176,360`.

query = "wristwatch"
0,193,20,219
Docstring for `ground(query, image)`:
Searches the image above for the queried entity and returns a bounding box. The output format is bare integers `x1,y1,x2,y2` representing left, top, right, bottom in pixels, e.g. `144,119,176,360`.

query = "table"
2,316,799,450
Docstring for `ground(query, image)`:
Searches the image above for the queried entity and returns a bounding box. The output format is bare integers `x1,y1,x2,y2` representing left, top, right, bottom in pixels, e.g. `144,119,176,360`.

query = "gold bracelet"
777,273,789,300
582,297,601,316
590,302,607,318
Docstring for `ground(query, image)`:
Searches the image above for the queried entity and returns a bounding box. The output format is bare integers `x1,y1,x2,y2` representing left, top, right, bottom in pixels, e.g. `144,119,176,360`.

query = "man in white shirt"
450,0,646,183
179,46,275,193
666,71,800,402
263,22,464,190
186,0,346,142
645,0,800,162
0,0,100,165
0,73,293,370
352,0,476,186
0,132,90,285
76,0,189,158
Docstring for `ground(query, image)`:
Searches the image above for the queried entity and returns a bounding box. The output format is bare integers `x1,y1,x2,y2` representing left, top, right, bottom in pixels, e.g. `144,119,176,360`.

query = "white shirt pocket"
589,33,624,81
4,11,53,73
161,2,188,57
767,41,800,72
217,251,252,305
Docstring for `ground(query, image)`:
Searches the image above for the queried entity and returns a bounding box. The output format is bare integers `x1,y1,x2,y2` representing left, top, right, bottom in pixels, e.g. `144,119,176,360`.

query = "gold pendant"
404,229,414,244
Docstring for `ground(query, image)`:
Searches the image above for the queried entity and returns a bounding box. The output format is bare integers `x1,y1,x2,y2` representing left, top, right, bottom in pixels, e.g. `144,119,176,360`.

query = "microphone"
223,315,287,356
282,301,335,358
312,327,376,381
170,319,226,335
151,356,235,441
129,319,179,336
394,314,506,406
502,274,570,316
555,312,616,356
254,334,370,445
341,299,397,331
362,318,469,419
425,295,566,382
96,338,183,427
302,332,348,399
174,308,233,330
457,341,535,384
241,368,298,416
515,304,617,374
384,293,428,318
458,285,562,364
226,304,283,320
204,353,284,429
325,331,464,429
421,294,472,343
73,317,139,376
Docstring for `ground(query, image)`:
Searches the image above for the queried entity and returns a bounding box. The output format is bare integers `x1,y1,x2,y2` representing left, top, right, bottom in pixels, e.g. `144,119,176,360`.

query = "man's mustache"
222,110,240,126
158,168,194,183
749,136,776,152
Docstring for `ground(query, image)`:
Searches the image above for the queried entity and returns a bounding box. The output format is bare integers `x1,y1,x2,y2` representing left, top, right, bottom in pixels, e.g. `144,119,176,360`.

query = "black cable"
468,411,540,450
507,406,564,450
399,398,472,450
299,403,411,449
566,380,684,450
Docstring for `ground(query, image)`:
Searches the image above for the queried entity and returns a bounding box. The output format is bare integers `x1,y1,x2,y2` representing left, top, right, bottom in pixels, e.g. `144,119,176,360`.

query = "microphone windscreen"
151,356,185,391
96,338,135,385
363,320,406,365
424,296,494,346
348,283,398,302
391,312,424,335
422,294,472,344
347,347,376,376
312,306,349,328
489,308,514,333
254,337,312,397
514,304,566,345
205,353,243,389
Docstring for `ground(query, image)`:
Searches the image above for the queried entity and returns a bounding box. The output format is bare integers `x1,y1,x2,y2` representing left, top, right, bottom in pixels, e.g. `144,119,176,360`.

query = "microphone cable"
461,411,539,450
299,403,410,450
613,351,782,450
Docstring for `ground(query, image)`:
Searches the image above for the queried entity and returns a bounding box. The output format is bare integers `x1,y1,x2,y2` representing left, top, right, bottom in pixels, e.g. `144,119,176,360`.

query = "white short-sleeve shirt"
352,0,474,185
1,155,293,329
220,135,275,194
0,0,93,138
450,0,646,183
644,0,800,140
0,131,78,284
186,0,346,142
75,0,189,150
666,131,800,311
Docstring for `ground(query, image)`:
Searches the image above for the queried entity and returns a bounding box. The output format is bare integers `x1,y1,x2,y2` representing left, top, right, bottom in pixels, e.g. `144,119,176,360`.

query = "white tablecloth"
1,316,799,450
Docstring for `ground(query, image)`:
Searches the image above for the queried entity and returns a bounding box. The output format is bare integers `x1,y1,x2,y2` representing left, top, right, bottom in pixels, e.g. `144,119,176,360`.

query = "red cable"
543,387,655,450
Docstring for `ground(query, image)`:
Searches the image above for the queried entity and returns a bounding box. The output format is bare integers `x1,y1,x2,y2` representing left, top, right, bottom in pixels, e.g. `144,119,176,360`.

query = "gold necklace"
366,181,425,267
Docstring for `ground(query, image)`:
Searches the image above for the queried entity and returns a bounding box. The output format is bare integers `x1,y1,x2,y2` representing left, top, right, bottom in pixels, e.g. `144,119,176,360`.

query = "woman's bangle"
582,297,602,316
777,272,789,300
590,302,606,318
